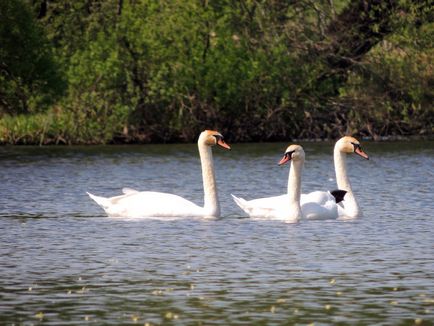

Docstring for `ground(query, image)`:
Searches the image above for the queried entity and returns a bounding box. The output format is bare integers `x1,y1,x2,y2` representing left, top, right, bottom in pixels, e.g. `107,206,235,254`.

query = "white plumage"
87,130,230,219
232,137,369,221
232,144,346,222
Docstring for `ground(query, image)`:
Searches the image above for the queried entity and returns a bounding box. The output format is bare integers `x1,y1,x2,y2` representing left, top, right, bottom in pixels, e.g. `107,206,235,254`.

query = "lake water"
0,141,433,325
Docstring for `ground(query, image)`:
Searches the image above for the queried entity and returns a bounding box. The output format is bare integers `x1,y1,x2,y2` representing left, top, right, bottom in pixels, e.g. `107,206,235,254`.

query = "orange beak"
217,139,231,150
355,147,369,160
278,154,291,165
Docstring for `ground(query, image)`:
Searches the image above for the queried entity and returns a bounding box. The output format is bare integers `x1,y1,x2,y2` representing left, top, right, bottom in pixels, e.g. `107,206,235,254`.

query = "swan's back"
232,191,342,220
300,191,339,220
88,191,204,218
301,200,339,220
231,194,287,216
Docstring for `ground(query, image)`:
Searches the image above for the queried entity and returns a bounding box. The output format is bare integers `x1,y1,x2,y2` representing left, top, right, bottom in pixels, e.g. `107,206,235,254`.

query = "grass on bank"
0,107,127,145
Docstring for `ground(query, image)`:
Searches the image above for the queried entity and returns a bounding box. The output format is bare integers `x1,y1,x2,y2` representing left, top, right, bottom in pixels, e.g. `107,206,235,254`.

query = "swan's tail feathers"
330,190,347,204
231,194,248,210
87,192,111,210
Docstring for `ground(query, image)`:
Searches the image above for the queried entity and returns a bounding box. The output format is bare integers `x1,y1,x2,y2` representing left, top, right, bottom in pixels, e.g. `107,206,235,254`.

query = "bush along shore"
0,0,433,145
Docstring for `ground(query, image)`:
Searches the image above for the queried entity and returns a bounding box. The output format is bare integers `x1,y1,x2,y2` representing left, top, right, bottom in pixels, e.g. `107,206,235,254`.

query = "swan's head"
199,130,231,149
336,136,369,160
278,144,305,165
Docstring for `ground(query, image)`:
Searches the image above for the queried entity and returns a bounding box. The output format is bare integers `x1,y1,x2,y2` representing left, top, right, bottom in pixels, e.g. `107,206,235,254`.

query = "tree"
0,0,64,115
1,0,431,144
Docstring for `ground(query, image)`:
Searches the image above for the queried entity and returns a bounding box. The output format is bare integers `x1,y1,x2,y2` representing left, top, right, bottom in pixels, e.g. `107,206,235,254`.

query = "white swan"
232,136,369,221
87,130,231,218
232,144,348,222
333,136,369,218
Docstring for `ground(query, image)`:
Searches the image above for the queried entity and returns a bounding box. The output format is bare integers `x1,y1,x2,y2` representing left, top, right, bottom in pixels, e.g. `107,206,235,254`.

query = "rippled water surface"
1,141,433,325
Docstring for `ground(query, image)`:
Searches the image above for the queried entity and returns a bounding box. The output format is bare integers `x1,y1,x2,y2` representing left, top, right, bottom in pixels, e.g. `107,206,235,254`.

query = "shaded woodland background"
0,0,432,144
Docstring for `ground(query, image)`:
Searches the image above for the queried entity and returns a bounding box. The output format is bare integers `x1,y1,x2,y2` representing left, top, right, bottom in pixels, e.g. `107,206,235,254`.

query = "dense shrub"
0,0,432,144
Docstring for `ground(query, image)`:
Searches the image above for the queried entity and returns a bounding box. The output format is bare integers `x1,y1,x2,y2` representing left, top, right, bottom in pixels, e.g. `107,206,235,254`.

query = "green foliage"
0,0,432,144
338,20,434,137
0,106,128,145
0,0,64,114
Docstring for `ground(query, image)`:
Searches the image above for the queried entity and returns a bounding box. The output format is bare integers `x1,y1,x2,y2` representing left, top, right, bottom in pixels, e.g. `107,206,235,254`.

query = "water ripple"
0,142,433,324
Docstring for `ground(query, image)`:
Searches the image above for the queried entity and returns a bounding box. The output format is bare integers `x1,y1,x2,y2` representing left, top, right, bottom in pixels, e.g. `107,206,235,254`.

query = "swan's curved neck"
198,142,220,217
334,147,360,217
286,159,303,219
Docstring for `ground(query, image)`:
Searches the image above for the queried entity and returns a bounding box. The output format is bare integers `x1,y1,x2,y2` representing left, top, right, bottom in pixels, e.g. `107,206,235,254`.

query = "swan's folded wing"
101,191,204,218
301,191,334,206
243,194,288,209
232,194,289,218
122,187,139,195
301,200,339,220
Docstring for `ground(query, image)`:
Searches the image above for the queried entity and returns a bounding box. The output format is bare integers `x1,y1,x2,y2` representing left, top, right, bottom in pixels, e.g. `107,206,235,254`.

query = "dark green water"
0,141,433,325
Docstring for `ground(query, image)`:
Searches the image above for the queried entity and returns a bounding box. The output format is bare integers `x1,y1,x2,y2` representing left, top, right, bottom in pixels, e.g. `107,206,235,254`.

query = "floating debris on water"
77,286,88,294
164,312,179,320
35,312,44,320
324,304,331,310
414,319,423,325
270,305,276,313
276,298,286,304
330,279,336,285
151,290,164,296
